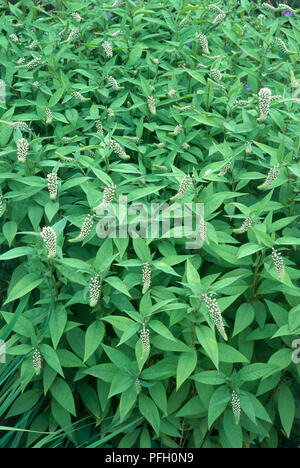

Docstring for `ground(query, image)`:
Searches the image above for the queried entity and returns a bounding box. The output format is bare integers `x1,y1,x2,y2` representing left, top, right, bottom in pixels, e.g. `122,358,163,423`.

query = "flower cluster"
95,120,104,135
199,219,207,243
278,4,295,14
142,263,152,294
8,121,30,130
32,348,42,375
10,33,18,42
213,13,226,25
272,248,285,280
234,216,254,234
207,5,224,14
140,323,150,355
89,274,101,307
0,195,3,217
202,293,228,340
47,173,58,200
274,38,291,55
72,91,89,101
106,75,120,90
69,214,95,243
218,159,232,176
67,27,80,42
231,391,241,424
45,107,53,124
258,164,280,190
173,124,182,136
171,174,194,200
41,226,57,258
107,138,130,160
71,12,82,22
198,33,209,54
25,57,42,70
211,69,222,80
147,96,156,115
168,89,176,98
94,184,117,212
262,2,277,12
258,87,272,121
17,138,29,162
135,378,141,394
28,40,39,49
102,41,113,58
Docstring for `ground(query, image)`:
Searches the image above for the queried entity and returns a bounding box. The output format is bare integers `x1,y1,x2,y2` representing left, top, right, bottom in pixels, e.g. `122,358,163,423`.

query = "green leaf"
278,383,295,438
50,377,76,416
232,303,255,337
49,304,67,349
149,320,176,342
5,274,44,305
208,386,231,429
138,394,160,436
6,390,42,418
223,410,243,448
196,325,219,370
40,344,64,377
3,221,17,247
176,348,197,390
84,320,105,362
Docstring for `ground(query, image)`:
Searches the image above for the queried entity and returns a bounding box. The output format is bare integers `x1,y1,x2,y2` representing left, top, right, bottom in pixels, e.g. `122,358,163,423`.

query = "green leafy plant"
0,0,299,449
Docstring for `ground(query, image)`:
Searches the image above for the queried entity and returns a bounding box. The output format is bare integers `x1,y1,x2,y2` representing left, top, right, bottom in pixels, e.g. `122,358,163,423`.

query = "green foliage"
0,0,299,449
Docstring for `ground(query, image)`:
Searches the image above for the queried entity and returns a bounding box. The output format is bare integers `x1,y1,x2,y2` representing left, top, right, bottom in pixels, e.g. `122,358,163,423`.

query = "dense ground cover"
0,0,299,449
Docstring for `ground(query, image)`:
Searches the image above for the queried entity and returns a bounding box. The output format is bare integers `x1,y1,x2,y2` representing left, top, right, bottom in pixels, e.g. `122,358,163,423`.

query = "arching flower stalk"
32,347,42,375
7,121,30,131
140,323,150,355
0,195,4,218
274,38,292,55
41,226,57,258
262,3,277,13
72,91,89,102
135,378,141,394
142,263,152,294
213,13,226,25
258,164,280,190
198,219,207,243
17,138,29,162
173,124,182,136
95,120,104,135
207,5,224,14
171,174,194,200
272,248,285,280
231,391,241,424
147,96,156,115
107,138,130,160
45,108,53,124
10,34,18,42
47,173,58,200
234,216,254,234
202,293,228,341
102,41,113,58
71,12,82,22
67,27,80,42
89,274,101,307
258,87,272,121
218,159,232,176
25,57,42,70
211,69,222,80
106,75,120,90
69,214,95,243
198,33,209,54
94,184,117,212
